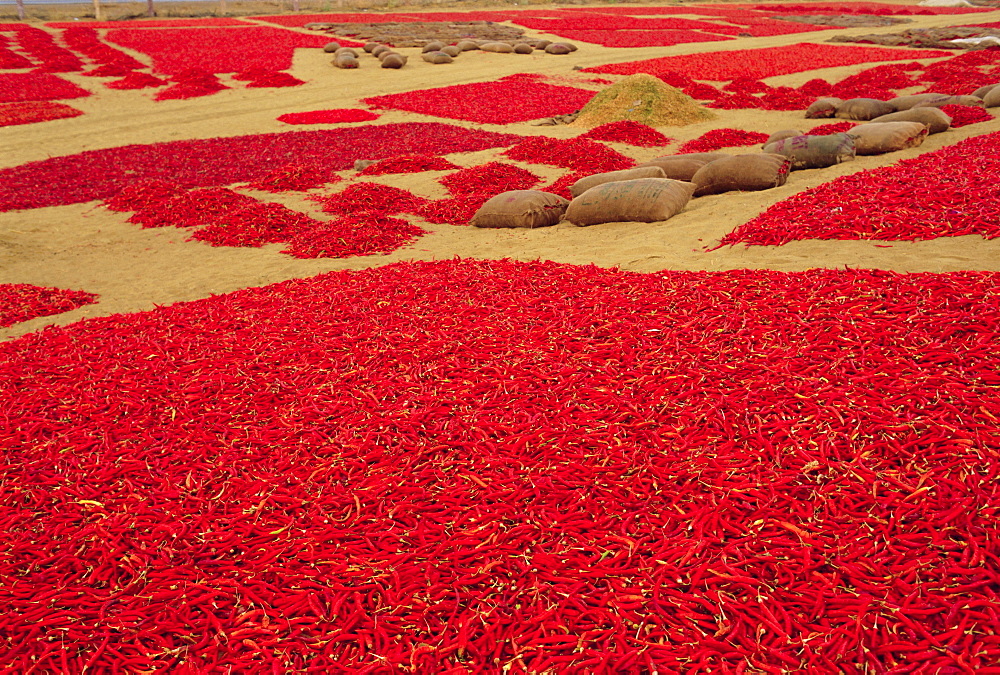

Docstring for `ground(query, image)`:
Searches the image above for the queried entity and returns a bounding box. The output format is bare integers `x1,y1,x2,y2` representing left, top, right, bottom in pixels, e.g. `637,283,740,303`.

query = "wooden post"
15,0,25,21
147,0,155,17
92,0,102,20
292,0,301,11
220,0,227,14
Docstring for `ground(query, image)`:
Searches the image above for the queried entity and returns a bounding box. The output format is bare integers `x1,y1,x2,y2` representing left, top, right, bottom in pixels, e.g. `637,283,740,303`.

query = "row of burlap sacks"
470,87,994,229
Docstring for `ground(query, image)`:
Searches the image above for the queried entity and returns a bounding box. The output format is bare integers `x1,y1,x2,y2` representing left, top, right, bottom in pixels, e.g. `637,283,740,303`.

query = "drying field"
2,1,1000,671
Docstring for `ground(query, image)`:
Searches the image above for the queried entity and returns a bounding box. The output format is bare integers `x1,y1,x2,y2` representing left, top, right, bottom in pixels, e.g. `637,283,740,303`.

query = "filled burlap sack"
673,152,729,164
569,166,667,198
985,88,1000,108
371,44,391,57
513,43,534,54
835,98,896,121
691,154,791,196
564,179,695,226
323,42,341,53
363,42,380,53
481,42,515,53
335,47,358,58
847,121,928,155
380,53,407,69
761,133,856,170
805,97,842,119
421,51,452,64
470,191,569,229
765,129,805,145
441,45,461,57
533,39,553,49
638,157,713,181
456,40,480,51
914,95,984,109
333,53,359,69
973,83,1000,99
422,41,446,53
870,106,951,133
888,93,948,110
545,43,574,54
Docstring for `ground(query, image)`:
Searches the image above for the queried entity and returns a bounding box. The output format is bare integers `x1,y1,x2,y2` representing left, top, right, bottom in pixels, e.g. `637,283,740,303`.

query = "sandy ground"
3,2,1000,341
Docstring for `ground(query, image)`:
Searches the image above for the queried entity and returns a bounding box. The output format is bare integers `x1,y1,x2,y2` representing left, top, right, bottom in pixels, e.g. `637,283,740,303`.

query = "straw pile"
570,74,716,128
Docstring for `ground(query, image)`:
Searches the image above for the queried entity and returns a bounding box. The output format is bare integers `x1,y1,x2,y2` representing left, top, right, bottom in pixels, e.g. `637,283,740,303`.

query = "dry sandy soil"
3,1,1000,341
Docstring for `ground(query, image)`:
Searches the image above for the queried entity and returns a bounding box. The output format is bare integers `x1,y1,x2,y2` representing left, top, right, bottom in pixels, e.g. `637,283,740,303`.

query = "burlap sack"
441,45,461,57
421,51,452,64
569,167,667,198
870,107,951,134
848,121,928,155
456,40,479,51
380,54,407,69
371,44,391,57
638,157,713,181
765,129,805,145
545,43,573,54
761,133,856,169
481,42,514,53
333,53,359,69
335,48,358,58
691,154,791,196
363,42,380,53
805,97,843,119
422,41,446,53
985,88,1000,108
564,179,696,226
470,190,569,229
323,42,341,53
888,93,948,110
514,43,534,54
835,98,896,121
913,95,985,109
676,152,730,163
973,83,1000,99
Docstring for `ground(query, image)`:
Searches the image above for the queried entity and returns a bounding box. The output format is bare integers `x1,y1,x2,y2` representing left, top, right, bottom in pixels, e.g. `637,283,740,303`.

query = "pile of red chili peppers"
106,184,421,257
276,109,380,125
0,123,523,212
0,283,97,327
579,121,674,147
1,259,998,671
501,137,635,173
0,101,83,127
362,77,597,125
248,164,339,193
0,72,90,103
359,155,460,176
678,129,770,154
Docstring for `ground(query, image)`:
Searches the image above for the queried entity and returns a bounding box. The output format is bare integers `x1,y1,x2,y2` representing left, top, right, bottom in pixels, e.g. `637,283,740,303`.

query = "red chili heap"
0,283,96,327
0,123,524,212
0,259,998,671
359,155,460,176
106,183,421,258
579,120,673,147
501,137,634,173
362,77,597,125
678,128,769,153
0,101,83,127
